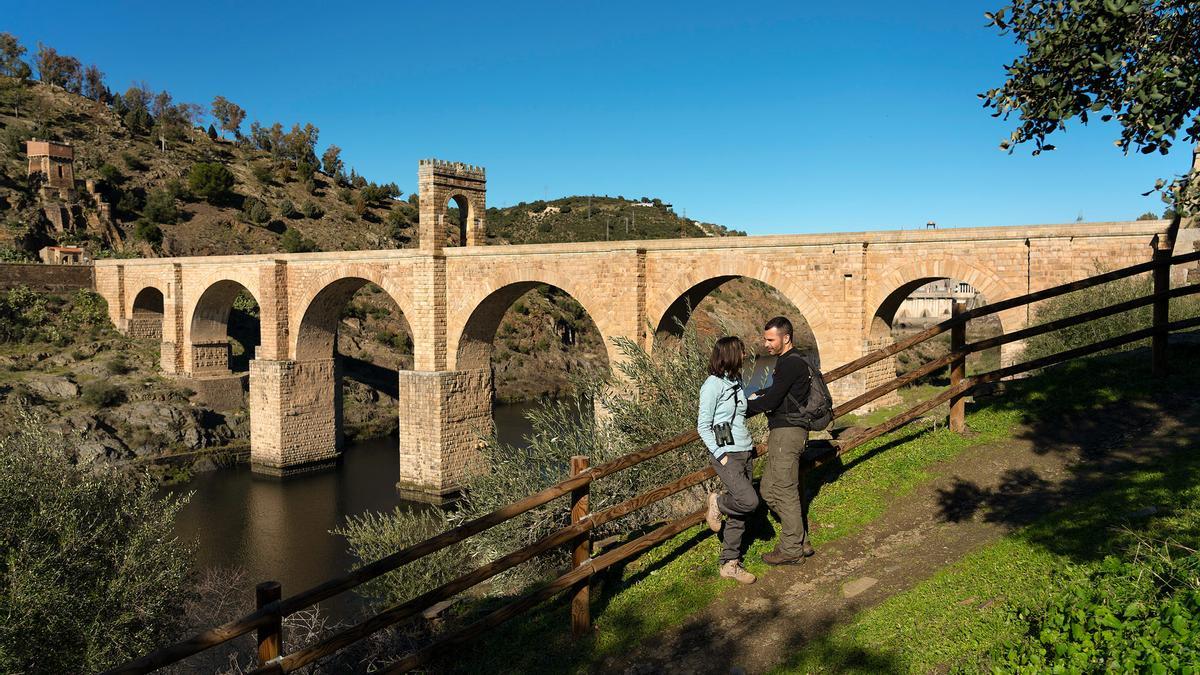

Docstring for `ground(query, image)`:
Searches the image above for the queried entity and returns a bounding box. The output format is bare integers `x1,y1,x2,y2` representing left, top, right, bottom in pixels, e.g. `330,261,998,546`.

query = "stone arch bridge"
92,162,1172,500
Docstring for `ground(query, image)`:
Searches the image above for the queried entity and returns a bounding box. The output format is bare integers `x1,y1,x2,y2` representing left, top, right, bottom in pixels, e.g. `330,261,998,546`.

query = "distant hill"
0,78,739,260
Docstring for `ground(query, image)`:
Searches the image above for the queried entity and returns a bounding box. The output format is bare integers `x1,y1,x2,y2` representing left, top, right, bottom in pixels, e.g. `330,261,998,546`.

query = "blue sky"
5,1,1189,234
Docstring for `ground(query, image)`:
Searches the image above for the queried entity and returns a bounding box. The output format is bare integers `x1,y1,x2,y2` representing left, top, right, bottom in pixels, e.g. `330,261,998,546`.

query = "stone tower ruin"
25,139,75,199
418,159,486,251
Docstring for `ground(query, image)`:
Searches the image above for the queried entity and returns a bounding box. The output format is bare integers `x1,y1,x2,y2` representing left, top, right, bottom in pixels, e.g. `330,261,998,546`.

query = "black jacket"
746,348,813,429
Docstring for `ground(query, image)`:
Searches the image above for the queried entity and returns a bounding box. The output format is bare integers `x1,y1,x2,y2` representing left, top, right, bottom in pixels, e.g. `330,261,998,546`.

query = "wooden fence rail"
105,245,1200,675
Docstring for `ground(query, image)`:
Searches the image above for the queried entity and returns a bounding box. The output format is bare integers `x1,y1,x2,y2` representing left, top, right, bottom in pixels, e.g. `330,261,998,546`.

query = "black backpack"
781,352,834,431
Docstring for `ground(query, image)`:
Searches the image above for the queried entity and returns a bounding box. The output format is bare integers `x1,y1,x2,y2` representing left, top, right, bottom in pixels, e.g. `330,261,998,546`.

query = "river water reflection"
167,401,548,601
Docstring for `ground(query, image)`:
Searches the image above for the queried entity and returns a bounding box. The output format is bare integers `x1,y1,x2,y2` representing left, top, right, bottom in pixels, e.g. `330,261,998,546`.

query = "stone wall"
188,373,248,411
0,262,93,292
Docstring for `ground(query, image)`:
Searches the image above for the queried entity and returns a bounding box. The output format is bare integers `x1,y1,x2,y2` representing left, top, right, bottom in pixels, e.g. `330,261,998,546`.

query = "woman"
697,336,759,584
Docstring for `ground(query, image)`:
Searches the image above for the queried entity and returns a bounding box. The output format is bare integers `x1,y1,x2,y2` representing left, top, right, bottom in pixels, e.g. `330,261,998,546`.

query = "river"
166,401,549,605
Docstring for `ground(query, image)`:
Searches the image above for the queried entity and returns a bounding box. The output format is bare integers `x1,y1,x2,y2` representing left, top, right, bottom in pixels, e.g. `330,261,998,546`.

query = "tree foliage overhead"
982,1,1200,211
983,1,1200,156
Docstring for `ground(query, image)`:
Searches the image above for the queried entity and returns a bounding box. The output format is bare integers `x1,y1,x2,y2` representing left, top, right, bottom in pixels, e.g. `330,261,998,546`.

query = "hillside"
0,78,735,258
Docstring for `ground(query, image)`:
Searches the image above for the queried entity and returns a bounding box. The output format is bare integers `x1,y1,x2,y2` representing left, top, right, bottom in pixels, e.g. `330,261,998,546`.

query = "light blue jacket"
697,374,754,459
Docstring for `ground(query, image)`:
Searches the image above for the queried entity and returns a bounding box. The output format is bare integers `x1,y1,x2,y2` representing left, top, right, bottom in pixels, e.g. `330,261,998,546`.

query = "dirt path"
601,388,1200,675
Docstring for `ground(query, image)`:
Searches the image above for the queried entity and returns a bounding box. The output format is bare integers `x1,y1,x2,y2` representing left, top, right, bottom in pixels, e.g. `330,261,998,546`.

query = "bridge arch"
866,258,1018,339
453,280,613,375
290,266,414,361
649,265,833,361
186,279,261,375
128,285,164,340
294,276,413,362
863,258,1025,409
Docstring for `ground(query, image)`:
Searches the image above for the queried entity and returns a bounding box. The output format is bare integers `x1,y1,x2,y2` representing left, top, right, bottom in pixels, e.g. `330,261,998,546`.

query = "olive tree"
982,0,1200,212
0,414,192,673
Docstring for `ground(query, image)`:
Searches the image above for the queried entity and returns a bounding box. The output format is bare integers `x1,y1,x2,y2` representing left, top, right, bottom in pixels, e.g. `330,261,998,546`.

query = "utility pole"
588,195,591,220
606,216,610,240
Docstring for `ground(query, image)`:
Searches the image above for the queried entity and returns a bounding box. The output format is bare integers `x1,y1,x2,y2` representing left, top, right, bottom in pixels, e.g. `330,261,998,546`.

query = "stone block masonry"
249,358,340,475
0,262,93,291
396,368,493,502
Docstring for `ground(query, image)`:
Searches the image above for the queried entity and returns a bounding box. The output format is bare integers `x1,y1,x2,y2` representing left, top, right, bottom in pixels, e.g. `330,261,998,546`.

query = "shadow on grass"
932,344,1200,565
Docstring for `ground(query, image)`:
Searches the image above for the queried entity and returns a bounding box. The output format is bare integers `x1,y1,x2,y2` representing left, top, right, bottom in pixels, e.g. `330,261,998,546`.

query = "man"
746,316,817,565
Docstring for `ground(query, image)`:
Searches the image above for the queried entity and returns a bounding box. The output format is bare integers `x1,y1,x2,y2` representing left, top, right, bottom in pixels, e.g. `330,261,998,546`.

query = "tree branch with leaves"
982,0,1200,218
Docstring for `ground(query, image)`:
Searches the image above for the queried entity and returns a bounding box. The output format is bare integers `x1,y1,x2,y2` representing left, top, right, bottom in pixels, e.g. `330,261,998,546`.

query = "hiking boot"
801,542,816,558
762,548,807,566
720,560,756,584
705,492,723,532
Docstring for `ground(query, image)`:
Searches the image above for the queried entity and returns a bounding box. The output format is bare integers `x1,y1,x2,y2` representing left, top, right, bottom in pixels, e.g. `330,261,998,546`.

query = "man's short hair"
764,316,793,339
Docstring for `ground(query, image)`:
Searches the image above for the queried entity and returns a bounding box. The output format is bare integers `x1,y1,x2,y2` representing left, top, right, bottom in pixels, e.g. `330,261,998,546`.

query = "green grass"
772,346,1200,673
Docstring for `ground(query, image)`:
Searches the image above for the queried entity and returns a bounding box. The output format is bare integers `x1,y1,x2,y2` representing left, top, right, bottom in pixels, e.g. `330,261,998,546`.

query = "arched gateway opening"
654,276,820,393
444,194,470,247
457,282,610,443
294,277,415,448
866,277,1003,409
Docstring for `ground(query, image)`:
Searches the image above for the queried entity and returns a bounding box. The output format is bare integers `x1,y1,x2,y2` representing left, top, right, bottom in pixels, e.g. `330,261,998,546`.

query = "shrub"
243,197,271,224
0,415,192,672
0,246,33,262
81,381,125,407
103,357,131,375
299,200,323,219
134,220,163,245
250,163,273,186
187,162,235,204
97,163,123,186
279,198,299,219
280,228,317,253
232,290,259,317
120,151,148,172
1023,272,1200,363
115,189,144,215
142,189,178,224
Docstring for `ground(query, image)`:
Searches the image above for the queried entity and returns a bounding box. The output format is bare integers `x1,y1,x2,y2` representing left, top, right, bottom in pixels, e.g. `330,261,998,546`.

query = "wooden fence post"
569,455,591,638
1152,249,1171,377
949,301,967,434
256,581,282,665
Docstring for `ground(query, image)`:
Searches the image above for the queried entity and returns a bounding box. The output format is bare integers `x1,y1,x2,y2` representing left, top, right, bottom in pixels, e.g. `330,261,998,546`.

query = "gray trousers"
761,426,810,557
710,450,760,563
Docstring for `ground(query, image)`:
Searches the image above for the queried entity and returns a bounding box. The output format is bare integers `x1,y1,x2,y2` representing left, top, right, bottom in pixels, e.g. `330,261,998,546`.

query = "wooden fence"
104,243,1200,674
